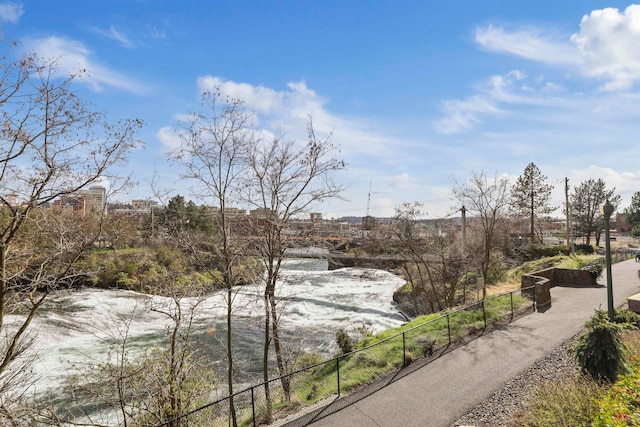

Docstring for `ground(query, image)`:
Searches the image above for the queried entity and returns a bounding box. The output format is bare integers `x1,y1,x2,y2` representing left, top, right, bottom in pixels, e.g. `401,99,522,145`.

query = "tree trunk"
530,191,535,243
227,285,237,427
262,291,273,423
270,291,291,401
0,244,6,335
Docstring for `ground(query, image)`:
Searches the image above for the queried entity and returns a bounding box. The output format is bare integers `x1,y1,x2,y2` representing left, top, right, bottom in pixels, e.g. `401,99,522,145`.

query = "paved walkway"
284,258,640,427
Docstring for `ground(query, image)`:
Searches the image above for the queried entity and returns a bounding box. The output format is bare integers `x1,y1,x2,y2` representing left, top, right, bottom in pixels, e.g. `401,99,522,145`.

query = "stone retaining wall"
520,267,599,311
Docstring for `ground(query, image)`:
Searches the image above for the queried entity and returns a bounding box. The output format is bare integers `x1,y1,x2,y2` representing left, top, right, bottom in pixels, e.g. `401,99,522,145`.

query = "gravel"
452,337,580,427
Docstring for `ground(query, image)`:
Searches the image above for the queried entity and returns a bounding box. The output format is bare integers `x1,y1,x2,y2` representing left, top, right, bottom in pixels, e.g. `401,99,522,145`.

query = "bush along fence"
155,287,536,427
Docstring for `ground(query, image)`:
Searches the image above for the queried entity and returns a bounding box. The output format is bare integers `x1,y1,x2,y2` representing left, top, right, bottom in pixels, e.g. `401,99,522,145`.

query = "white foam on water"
6,257,406,416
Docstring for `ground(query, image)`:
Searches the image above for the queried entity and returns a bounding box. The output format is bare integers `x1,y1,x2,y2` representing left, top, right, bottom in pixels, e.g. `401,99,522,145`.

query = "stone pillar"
534,279,551,310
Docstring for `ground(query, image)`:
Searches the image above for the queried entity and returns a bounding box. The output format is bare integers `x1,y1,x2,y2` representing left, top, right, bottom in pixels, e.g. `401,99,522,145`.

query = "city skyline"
3,1,640,219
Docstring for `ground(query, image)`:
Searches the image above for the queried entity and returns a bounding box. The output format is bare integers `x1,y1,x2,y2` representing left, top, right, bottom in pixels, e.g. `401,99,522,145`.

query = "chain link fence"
155,287,535,427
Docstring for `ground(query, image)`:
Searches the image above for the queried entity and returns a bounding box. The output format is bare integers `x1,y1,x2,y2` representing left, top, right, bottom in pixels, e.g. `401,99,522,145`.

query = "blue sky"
3,1,640,219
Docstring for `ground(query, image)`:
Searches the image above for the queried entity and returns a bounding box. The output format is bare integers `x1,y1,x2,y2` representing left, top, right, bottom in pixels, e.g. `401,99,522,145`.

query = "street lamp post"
602,199,615,321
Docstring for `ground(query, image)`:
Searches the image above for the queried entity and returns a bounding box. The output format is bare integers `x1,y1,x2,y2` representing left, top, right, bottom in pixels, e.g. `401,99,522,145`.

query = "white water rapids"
15,255,406,415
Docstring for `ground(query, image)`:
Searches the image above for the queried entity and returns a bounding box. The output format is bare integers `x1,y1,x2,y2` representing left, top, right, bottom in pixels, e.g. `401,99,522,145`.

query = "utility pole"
565,178,570,254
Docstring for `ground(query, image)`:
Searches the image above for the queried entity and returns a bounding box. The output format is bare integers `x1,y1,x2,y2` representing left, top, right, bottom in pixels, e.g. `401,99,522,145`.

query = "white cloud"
0,2,23,23
433,70,559,134
197,76,284,115
156,126,182,152
475,5,640,91
194,76,411,157
390,173,418,191
93,25,134,49
475,24,579,66
433,95,501,134
23,36,145,93
571,5,640,91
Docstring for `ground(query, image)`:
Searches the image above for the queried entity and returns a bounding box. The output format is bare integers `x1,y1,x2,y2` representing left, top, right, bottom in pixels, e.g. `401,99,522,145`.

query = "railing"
155,287,536,427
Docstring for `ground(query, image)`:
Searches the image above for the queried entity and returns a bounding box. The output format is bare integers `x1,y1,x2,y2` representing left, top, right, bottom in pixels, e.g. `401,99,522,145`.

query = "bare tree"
57,281,216,427
452,171,511,299
389,202,471,316
392,202,441,314
0,48,140,420
170,90,255,427
244,119,344,413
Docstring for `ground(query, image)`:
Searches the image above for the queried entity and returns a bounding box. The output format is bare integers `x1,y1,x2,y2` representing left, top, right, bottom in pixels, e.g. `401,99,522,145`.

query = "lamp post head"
602,199,614,219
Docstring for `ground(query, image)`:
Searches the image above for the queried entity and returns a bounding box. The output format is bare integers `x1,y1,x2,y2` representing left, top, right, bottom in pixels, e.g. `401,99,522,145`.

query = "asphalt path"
284,258,640,427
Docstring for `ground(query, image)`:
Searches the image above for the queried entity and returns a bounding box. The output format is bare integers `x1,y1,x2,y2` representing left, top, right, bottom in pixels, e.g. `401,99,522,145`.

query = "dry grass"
510,375,605,427
487,281,520,295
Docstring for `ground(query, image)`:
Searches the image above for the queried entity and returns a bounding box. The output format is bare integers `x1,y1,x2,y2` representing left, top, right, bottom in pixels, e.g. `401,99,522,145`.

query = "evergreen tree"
510,163,555,243
570,179,621,246
624,191,640,237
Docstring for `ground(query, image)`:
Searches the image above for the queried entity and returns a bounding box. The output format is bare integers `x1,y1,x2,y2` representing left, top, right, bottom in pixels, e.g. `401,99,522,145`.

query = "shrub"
293,352,323,370
529,245,568,258
575,244,595,254
486,250,507,285
571,310,630,383
580,260,603,281
613,309,640,329
335,329,353,355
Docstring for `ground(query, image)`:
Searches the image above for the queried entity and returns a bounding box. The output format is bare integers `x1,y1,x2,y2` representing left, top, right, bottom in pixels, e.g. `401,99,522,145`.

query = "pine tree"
624,191,640,230
570,179,621,246
510,163,555,243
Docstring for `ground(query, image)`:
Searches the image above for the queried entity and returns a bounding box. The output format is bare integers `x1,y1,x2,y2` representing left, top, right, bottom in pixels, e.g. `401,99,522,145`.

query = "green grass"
505,254,599,283
284,290,533,405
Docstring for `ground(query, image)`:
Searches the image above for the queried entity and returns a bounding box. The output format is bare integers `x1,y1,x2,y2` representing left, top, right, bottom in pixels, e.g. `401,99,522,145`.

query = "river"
20,256,406,417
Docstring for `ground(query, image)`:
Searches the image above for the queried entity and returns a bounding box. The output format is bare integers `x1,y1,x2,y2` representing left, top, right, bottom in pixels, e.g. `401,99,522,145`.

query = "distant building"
204,206,247,218
363,215,376,230
249,208,276,219
132,199,159,210
79,186,106,214
3,194,19,207
52,186,106,215
52,196,86,213
616,212,631,233
310,212,323,222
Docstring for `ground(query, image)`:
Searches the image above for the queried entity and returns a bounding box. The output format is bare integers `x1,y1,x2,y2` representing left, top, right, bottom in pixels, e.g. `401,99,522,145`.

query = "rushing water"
16,255,406,416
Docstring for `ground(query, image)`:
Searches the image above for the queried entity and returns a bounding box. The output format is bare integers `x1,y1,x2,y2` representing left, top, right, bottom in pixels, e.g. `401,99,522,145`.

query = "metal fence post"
336,356,341,396
510,291,514,320
251,386,256,427
402,332,406,366
482,300,487,329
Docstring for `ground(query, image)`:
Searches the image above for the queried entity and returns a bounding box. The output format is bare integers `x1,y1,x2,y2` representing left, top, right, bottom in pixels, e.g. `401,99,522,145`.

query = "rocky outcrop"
392,282,432,318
